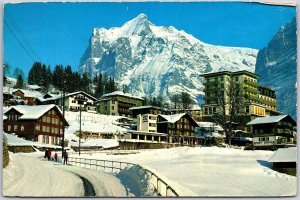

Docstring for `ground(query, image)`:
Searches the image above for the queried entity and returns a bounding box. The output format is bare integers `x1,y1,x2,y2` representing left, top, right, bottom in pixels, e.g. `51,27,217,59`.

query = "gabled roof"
5,104,69,125
65,91,97,101
102,91,143,100
246,115,296,126
197,122,223,131
13,89,44,98
158,113,199,127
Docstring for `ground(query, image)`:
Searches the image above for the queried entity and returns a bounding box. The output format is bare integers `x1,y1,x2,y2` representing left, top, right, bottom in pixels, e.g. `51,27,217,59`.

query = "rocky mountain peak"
79,14,258,107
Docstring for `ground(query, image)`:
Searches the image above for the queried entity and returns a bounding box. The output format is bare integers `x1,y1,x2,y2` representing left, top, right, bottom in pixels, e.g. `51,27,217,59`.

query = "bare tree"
211,77,244,145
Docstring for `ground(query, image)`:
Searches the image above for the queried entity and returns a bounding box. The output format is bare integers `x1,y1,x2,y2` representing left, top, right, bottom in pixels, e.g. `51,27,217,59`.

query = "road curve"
3,153,127,197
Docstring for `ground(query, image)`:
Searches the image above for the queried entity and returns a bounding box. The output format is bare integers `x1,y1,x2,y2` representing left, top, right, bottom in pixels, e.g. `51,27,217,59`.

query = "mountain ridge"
79,13,258,106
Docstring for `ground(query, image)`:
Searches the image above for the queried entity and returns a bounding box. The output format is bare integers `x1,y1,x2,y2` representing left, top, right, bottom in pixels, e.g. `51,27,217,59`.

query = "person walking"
47,149,52,161
63,150,68,165
44,149,48,159
54,153,58,162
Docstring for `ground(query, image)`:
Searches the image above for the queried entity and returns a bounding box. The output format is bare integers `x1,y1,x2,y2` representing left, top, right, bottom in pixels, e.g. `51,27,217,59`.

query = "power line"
4,11,42,62
5,11,43,62
4,20,36,62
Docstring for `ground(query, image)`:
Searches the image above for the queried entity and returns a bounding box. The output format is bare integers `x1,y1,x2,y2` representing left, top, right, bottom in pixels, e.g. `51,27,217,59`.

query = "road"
2,153,127,197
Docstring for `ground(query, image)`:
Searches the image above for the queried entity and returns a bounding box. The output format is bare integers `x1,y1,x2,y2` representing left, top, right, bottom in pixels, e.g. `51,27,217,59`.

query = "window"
8,125,11,131
47,117,51,123
14,125,18,131
213,107,216,113
21,125,24,131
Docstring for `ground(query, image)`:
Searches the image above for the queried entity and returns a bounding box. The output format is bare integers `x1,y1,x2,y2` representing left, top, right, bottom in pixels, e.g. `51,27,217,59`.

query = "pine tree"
95,73,104,98
64,65,73,93
28,62,42,85
15,74,24,89
52,65,65,91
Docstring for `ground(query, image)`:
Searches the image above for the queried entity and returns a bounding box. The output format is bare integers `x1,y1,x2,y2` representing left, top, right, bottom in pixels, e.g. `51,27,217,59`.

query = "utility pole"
76,95,86,156
61,84,66,157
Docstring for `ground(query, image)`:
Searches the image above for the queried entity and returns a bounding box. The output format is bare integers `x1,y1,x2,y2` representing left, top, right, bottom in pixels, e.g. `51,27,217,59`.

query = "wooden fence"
68,157,179,197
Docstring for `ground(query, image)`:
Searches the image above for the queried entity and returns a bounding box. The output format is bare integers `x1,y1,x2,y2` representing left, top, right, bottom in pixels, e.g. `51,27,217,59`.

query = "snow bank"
116,165,157,197
268,147,297,163
4,132,61,149
74,147,296,197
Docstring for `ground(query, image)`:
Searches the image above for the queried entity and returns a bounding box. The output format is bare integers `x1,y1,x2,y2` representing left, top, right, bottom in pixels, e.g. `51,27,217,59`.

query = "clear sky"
3,2,296,79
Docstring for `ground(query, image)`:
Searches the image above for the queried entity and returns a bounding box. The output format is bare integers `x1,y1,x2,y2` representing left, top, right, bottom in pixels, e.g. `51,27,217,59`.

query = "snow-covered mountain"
79,13,258,106
255,17,297,119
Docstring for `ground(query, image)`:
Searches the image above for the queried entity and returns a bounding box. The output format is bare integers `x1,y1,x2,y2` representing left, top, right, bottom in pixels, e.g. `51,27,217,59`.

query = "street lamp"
75,95,87,156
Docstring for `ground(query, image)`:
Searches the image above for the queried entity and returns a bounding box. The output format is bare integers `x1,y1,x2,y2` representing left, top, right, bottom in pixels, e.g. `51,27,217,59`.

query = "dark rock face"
255,17,297,119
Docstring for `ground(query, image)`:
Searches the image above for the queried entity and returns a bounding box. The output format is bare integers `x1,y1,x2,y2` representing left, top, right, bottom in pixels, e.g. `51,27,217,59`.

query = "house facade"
137,114,158,132
157,113,199,145
247,115,296,149
39,91,97,113
99,91,143,117
3,104,69,145
12,89,43,105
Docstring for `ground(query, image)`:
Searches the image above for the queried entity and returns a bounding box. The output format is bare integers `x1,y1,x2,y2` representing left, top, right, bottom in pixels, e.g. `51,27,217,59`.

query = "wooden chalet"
157,113,200,145
3,104,69,145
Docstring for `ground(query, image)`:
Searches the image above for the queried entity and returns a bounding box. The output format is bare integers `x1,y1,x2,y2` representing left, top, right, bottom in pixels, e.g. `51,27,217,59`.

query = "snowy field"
73,147,297,197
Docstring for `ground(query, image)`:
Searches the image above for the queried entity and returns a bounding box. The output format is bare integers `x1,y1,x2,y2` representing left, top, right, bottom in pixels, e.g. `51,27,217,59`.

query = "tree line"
27,62,118,98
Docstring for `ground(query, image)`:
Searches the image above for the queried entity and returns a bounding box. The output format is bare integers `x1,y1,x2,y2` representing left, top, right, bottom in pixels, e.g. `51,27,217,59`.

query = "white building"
137,114,157,132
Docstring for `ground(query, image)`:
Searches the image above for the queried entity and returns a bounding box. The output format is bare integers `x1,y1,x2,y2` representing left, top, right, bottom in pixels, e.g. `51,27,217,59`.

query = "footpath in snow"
2,152,127,197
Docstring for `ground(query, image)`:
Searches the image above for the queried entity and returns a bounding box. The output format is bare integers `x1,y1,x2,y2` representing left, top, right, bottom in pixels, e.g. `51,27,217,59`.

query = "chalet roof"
246,115,296,126
268,147,297,163
5,105,69,125
102,91,143,100
64,91,97,101
158,113,199,127
13,89,44,98
159,113,186,123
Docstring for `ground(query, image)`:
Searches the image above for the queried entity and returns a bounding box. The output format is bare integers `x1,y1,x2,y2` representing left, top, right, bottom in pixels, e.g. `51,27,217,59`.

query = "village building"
169,108,202,122
12,89,44,105
125,130,168,143
195,121,225,145
247,115,296,150
3,104,69,145
99,91,143,117
129,105,168,118
201,70,278,131
137,114,158,132
157,113,199,145
38,91,97,113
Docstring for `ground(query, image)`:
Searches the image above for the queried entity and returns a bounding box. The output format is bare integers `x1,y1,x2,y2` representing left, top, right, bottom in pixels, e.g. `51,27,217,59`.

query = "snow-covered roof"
3,86,15,94
246,115,294,125
27,85,43,90
197,122,224,131
102,91,143,100
159,113,186,123
129,105,165,110
65,91,97,101
268,147,297,163
5,104,62,120
13,89,44,98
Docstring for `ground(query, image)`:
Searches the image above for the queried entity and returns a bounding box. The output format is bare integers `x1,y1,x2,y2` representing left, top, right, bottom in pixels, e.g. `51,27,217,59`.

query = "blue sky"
4,2,296,79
